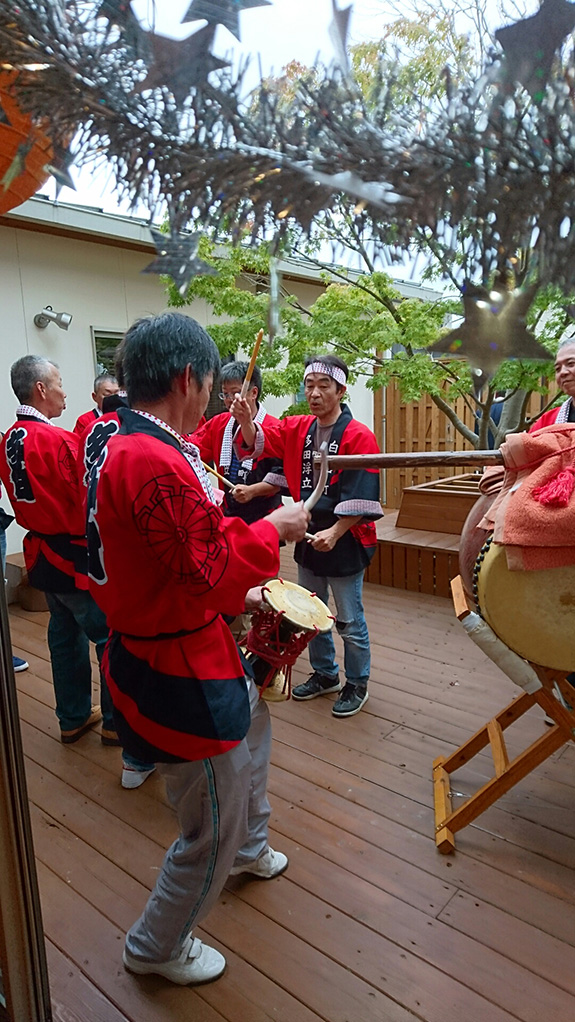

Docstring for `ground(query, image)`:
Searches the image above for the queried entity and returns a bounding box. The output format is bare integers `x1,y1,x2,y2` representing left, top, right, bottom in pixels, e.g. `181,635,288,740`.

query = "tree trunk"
493,389,529,447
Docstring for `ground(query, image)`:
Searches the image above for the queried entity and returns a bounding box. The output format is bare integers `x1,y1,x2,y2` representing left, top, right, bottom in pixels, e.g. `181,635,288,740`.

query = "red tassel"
533,467,575,507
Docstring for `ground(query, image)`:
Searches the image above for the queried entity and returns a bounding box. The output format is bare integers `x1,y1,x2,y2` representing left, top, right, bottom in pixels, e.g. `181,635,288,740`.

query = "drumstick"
240,328,264,399
202,461,235,490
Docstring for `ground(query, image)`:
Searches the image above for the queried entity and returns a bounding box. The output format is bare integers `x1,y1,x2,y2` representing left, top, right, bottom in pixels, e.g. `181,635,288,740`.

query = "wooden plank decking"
6,550,575,1022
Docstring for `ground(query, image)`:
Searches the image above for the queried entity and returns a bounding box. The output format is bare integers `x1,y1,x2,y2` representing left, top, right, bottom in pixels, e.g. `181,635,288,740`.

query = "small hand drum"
244,578,333,701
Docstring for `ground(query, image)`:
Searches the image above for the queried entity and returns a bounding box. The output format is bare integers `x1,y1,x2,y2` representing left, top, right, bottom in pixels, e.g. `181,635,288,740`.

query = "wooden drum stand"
432,576,575,854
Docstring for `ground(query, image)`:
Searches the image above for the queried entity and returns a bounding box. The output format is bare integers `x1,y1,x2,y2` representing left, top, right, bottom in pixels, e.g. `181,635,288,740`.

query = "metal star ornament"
427,282,552,394
143,228,218,296
133,26,230,108
181,0,272,41
43,143,76,197
495,0,575,99
329,1,353,72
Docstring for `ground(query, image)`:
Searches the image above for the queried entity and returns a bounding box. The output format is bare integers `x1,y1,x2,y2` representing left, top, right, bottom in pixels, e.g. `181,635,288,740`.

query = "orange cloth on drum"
478,424,575,570
479,465,505,495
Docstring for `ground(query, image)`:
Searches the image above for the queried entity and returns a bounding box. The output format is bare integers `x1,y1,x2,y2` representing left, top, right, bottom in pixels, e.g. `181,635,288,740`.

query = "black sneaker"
332,683,369,718
292,671,340,700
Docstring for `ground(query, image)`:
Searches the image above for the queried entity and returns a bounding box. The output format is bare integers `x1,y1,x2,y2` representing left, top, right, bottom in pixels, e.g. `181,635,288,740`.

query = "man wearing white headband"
232,354,383,718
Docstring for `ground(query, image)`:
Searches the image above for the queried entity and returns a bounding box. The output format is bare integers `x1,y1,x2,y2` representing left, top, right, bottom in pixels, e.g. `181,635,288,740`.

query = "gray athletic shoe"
292,671,340,700
332,683,369,718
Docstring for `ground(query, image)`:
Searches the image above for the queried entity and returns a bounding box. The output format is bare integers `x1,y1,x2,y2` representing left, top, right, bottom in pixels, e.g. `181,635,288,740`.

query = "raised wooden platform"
5,550,575,1022
366,511,460,598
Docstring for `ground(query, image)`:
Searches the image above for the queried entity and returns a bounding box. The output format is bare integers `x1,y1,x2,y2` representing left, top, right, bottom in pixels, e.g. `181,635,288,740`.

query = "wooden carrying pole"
321,450,504,470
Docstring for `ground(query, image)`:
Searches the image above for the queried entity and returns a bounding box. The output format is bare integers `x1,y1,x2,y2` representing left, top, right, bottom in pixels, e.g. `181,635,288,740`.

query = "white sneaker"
121,765,156,789
229,846,288,879
123,933,225,985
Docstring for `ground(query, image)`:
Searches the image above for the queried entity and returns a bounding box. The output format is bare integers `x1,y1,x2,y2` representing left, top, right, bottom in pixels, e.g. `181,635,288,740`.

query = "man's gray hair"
557,336,575,354
220,360,263,400
10,355,58,403
93,372,117,392
122,312,220,405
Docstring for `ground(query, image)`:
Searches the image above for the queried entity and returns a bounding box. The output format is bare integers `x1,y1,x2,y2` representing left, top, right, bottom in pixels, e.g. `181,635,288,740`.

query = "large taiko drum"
243,578,333,702
473,538,575,671
460,491,575,672
458,491,497,601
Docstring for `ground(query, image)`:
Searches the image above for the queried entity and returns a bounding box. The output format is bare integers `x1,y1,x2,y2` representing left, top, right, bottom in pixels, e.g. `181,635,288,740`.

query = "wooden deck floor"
7,551,575,1022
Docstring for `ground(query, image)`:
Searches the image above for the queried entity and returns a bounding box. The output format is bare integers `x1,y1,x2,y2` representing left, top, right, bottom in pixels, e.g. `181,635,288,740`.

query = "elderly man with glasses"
192,360,285,525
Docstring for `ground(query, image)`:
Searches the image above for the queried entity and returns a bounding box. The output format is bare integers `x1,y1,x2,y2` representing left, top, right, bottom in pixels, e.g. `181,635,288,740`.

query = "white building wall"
3,197,429,552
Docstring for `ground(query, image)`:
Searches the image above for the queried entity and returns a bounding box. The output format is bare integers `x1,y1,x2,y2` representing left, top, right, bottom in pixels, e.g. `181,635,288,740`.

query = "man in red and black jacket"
0,356,116,744
191,360,284,525
87,312,308,987
73,371,119,435
232,354,384,719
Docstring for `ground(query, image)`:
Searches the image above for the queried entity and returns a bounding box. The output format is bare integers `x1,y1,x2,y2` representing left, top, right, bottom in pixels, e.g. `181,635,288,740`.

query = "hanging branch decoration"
1,1,575,379
43,142,76,195
267,256,281,343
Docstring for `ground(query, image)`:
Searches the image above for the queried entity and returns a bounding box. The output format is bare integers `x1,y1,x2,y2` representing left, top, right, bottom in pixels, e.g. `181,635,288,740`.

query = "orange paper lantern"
0,71,54,214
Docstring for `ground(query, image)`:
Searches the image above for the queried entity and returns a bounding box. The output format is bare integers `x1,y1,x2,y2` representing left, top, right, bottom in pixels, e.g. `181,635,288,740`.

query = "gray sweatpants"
125,679,272,962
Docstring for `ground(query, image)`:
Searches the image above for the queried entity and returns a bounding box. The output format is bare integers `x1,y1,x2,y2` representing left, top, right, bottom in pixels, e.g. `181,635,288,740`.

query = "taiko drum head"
264,579,333,634
475,541,575,671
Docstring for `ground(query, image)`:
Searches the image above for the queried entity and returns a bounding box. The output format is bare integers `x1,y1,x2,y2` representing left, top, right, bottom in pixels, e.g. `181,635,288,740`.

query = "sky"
45,0,521,215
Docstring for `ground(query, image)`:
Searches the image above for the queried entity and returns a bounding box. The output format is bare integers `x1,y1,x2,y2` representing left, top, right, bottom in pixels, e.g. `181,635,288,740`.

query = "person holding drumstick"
232,354,383,718
192,360,286,524
86,312,309,986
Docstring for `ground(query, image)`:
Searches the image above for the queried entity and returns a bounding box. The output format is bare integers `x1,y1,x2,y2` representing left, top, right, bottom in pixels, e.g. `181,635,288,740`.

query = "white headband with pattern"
304,362,347,386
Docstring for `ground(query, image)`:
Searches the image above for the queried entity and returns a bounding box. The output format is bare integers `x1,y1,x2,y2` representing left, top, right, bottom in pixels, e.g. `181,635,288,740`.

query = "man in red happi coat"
232,354,383,719
87,312,308,986
191,359,284,524
73,371,119,435
0,356,116,744
530,339,575,431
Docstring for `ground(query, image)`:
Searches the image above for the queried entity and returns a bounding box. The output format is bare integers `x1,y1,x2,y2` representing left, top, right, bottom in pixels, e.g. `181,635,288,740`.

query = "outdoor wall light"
33,306,73,331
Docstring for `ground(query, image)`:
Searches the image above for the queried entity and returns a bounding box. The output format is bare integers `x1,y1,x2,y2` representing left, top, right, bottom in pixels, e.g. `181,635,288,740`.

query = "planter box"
366,476,482,597
396,473,482,534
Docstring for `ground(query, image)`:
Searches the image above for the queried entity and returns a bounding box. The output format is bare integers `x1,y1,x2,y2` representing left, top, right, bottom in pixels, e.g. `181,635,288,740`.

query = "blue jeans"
297,566,370,688
45,589,116,732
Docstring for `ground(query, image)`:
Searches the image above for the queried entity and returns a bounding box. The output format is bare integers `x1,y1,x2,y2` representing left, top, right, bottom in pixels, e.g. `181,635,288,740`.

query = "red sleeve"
73,410,96,436
529,408,559,432
235,416,290,461
189,414,220,463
